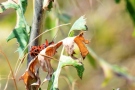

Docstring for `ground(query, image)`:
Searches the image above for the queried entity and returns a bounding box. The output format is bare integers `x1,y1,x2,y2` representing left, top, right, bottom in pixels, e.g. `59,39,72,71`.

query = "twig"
4,71,11,90
0,49,18,90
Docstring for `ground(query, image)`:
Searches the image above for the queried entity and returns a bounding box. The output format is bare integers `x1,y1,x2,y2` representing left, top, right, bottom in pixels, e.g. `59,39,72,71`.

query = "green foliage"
125,0,135,24
20,0,28,14
7,26,30,57
47,55,84,90
74,63,84,79
47,16,87,89
87,47,135,86
0,0,30,58
115,0,121,3
48,0,53,11
68,15,88,37
0,1,18,13
115,0,135,36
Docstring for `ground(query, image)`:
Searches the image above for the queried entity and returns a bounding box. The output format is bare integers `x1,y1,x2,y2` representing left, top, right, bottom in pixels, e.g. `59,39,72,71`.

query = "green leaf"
115,0,121,3
74,63,84,79
0,0,30,58
20,0,28,14
47,55,84,90
68,15,88,37
0,1,18,13
7,26,30,58
48,0,53,11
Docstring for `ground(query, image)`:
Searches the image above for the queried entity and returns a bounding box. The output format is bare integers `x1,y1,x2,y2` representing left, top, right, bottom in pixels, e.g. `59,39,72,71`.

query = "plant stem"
0,50,18,90
28,0,45,63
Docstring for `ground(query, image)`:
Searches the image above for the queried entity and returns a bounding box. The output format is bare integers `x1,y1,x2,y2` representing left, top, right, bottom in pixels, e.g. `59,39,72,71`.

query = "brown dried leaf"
19,56,40,89
20,41,63,88
74,32,89,59
62,32,89,59
38,41,62,84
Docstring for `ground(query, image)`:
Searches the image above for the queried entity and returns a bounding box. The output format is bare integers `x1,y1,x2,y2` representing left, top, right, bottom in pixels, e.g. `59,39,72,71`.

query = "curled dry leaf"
20,32,89,89
20,41,62,88
62,32,89,59
74,32,89,59
19,56,40,90
38,41,62,84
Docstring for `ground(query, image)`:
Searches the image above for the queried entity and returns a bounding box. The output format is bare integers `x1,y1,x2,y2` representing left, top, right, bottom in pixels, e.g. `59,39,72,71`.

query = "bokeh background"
0,0,135,90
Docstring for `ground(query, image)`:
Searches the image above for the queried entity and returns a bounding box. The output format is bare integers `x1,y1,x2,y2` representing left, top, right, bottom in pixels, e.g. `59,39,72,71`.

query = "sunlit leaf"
68,15,88,37
0,1,18,13
7,26,30,58
47,55,84,90
0,0,30,58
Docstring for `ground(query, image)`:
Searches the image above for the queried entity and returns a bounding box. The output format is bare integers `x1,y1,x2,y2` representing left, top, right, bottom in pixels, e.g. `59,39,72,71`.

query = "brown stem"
27,0,53,90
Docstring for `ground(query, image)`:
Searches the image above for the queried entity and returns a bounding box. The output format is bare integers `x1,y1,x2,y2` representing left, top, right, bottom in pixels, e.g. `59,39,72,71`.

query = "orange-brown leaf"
74,32,89,59
20,57,40,89
19,71,36,89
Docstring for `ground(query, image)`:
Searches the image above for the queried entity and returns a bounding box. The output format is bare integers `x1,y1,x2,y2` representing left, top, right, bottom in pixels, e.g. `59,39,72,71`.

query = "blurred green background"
0,0,135,90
